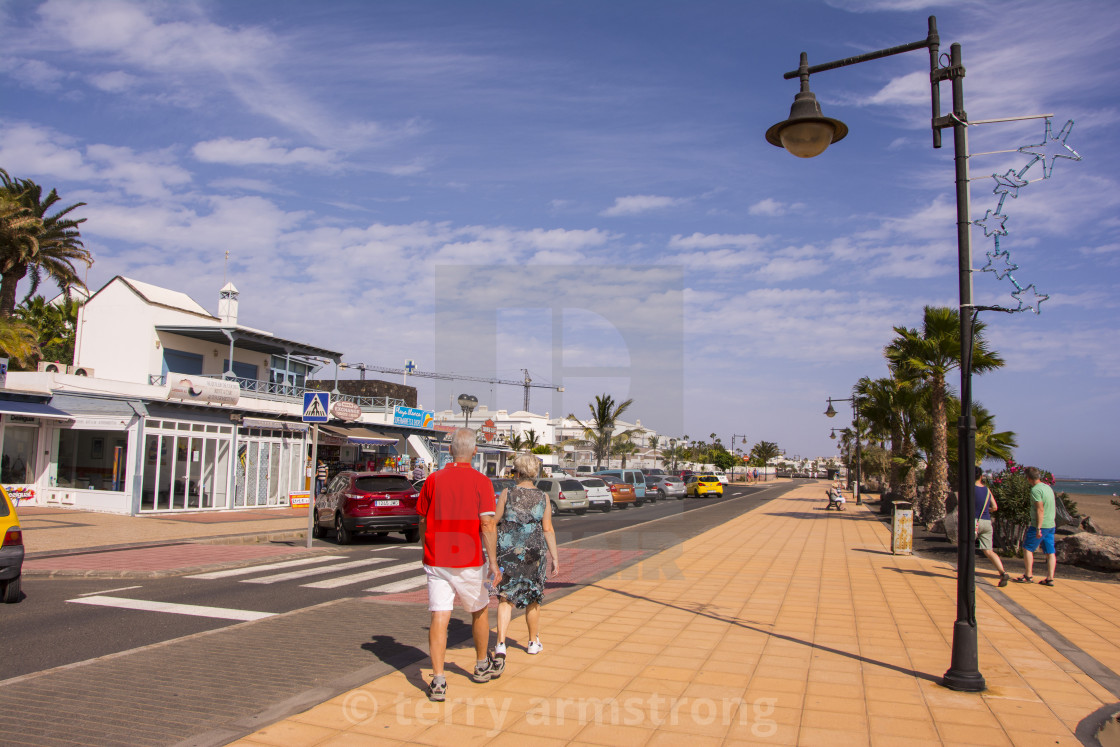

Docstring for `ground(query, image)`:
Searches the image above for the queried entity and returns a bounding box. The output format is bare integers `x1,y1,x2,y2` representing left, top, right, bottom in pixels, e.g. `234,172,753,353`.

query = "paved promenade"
229,482,1120,746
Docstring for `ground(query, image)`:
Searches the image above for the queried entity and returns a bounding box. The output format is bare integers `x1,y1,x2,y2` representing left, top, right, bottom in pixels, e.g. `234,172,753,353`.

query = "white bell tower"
218,282,239,325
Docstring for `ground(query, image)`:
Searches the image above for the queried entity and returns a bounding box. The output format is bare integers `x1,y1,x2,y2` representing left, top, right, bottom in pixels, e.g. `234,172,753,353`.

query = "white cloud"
87,70,139,93
748,198,803,217
668,232,768,250
601,195,686,217
193,138,336,169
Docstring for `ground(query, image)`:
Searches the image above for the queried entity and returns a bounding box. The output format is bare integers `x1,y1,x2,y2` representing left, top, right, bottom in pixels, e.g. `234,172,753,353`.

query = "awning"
320,424,399,446
0,399,73,421
242,417,309,433
49,393,146,430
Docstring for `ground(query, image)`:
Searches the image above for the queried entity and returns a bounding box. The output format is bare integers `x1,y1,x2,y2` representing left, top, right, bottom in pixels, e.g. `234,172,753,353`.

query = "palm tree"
886,306,1004,523
648,435,661,467
16,294,82,366
749,440,782,466
567,393,634,469
0,317,40,367
0,171,91,318
506,433,524,452
856,374,925,504
523,428,542,450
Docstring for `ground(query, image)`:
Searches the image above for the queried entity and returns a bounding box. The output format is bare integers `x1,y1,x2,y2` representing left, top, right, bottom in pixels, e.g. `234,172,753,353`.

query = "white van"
594,468,647,502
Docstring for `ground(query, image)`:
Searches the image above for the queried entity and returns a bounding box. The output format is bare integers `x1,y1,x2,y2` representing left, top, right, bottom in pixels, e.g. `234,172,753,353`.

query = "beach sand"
1065,492,1120,536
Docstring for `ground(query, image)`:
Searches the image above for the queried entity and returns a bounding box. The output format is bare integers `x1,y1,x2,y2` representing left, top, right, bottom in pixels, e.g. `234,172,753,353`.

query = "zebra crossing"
186,548,426,593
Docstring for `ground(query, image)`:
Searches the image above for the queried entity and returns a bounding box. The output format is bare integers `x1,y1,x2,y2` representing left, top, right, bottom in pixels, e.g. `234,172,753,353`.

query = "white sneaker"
494,642,506,656
527,639,543,655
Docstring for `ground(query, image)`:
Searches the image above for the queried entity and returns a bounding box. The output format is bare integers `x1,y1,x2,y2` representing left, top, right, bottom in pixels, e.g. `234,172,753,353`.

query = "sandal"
1012,575,1033,583
1038,578,1055,586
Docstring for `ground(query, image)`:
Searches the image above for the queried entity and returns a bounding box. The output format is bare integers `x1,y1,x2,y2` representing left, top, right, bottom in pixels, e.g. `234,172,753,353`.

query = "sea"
1054,479,1120,496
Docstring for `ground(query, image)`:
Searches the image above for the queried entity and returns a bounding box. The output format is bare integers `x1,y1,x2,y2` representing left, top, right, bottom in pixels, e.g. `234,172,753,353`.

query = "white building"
0,277,444,515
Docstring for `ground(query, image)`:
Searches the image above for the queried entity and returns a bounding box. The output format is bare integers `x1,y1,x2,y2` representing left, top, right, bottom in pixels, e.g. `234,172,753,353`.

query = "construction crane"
339,364,563,412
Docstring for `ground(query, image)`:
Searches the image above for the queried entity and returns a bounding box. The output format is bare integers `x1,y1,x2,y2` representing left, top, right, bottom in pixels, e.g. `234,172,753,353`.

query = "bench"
826,489,845,511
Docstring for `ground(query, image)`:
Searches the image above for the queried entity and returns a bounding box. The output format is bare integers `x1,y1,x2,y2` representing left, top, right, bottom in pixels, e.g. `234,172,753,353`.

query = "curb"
24,528,308,561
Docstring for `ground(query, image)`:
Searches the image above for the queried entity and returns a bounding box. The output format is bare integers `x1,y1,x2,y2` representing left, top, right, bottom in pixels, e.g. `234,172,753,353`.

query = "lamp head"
830,430,837,440
766,89,848,158
824,401,838,418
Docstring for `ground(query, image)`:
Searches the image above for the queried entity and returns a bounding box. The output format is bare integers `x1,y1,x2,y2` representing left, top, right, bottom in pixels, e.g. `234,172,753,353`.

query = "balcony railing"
148,374,405,412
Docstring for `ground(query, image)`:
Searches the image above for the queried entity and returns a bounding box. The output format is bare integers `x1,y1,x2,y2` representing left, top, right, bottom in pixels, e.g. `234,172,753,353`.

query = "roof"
119,277,215,318
154,325,342,360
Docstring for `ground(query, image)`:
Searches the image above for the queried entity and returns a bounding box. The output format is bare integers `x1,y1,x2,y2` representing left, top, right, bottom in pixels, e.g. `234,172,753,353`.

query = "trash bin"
891,501,913,555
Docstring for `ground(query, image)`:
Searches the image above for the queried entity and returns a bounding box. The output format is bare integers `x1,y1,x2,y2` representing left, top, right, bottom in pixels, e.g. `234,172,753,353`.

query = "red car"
313,471,420,544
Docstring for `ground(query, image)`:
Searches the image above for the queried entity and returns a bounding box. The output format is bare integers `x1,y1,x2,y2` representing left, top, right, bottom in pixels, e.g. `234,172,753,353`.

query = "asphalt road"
0,481,786,682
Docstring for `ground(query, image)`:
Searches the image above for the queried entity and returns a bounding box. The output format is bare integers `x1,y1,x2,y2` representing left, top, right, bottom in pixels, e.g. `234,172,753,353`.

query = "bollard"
891,501,913,555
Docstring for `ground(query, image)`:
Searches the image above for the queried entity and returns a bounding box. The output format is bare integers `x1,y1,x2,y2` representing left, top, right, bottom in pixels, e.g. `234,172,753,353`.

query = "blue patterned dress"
495,485,548,608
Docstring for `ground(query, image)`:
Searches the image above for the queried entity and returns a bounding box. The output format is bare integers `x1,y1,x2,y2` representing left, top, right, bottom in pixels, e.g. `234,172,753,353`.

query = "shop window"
56,429,128,491
1,425,37,483
164,348,204,375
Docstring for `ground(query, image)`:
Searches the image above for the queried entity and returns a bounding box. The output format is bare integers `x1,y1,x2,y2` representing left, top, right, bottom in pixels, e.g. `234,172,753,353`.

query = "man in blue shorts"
1016,466,1057,586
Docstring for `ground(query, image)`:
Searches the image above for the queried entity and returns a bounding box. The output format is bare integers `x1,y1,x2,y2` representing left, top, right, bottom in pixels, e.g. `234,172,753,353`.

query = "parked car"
597,474,638,508
0,486,23,603
575,477,613,513
490,477,516,498
685,474,724,498
644,474,686,500
640,468,667,477
675,469,694,480
535,477,589,514
313,471,421,544
594,468,647,501
714,474,729,485
575,465,594,475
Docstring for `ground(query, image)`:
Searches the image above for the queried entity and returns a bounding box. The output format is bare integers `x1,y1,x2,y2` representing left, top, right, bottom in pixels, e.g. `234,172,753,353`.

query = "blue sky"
1,0,1117,478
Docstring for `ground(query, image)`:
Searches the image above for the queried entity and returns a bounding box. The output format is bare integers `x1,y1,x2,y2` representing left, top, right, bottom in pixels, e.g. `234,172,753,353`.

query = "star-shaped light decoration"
973,209,1009,237
1018,119,1082,179
981,249,1019,280
991,168,1028,199
1011,284,1049,314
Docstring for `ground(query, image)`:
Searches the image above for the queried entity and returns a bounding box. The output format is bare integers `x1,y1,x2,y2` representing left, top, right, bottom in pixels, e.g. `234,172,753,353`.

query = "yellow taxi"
685,474,724,498
1,485,24,603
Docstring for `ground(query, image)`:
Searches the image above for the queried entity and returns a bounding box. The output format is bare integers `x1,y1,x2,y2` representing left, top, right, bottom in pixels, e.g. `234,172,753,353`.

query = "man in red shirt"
417,428,501,702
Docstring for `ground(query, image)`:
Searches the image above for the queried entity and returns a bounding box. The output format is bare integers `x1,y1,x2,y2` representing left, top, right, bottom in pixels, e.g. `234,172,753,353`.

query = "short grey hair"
512,453,541,479
450,428,477,459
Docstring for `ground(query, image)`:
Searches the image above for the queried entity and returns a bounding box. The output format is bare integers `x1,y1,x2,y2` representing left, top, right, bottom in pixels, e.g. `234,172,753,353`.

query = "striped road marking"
302,561,421,589
242,557,392,585
186,556,347,580
367,576,426,594
68,595,275,621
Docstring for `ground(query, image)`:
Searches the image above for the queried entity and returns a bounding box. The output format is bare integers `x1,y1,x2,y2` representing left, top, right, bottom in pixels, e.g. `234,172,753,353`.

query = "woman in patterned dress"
492,453,560,668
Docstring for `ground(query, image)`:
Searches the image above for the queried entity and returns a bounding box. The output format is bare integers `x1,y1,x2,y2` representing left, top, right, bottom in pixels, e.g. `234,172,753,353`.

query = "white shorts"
424,564,490,613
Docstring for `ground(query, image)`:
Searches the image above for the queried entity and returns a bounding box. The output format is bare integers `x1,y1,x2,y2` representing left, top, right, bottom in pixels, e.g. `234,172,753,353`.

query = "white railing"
149,374,405,412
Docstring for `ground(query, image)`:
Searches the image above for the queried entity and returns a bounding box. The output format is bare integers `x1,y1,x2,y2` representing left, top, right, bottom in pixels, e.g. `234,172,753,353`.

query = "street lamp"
824,396,863,505
670,438,678,472
830,427,850,484
770,15,984,692
457,393,477,428
731,433,748,481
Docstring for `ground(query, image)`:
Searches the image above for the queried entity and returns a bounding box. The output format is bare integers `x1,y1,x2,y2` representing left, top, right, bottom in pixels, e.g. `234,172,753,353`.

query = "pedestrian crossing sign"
302,392,330,422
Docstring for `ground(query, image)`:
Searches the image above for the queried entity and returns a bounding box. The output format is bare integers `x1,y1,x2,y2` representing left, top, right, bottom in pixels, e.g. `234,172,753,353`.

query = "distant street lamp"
731,433,748,481
670,438,678,472
825,396,863,505
770,14,984,692
457,393,478,428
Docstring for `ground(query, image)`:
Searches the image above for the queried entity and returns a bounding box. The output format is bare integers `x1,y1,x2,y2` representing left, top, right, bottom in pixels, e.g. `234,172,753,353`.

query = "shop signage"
393,406,434,429
481,419,497,442
4,486,34,503
331,400,362,421
242,417,309,432
433,423,456,433
168,376,240,406
69,416,133,431
289,491,311,508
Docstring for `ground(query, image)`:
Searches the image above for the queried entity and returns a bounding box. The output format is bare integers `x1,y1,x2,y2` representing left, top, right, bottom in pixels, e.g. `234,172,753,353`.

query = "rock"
1056,525,1080,536
945,492,958,516
1081,516,1102,534
942,509,958,545
1056,532,1120,572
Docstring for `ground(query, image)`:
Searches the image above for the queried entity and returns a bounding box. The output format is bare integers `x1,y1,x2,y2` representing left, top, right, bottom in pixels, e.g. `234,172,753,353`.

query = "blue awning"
0,399,73,421
321,425,398,445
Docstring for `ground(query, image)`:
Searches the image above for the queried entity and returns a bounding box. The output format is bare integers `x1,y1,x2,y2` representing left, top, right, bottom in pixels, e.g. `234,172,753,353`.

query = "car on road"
1,486,23,603
597,474,638,508
535,477,590,514
644,474,686,500
685,474,724,498
575,477,613,513
490,477,516,498
640,468,667,477
594,468,647,501
313,471,421,545
714,474,729,485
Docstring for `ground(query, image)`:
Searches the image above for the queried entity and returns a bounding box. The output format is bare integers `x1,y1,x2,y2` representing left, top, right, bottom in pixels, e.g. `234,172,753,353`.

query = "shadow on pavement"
594,584,941,684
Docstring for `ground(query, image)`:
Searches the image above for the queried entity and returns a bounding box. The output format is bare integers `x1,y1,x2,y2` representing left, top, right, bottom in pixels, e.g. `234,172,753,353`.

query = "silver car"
575,477,613,513
644,474,686,500
535,477,590,515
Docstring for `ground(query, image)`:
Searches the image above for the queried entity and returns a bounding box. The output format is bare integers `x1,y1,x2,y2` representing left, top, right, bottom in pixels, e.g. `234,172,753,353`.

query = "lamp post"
824,396,863,504
670,438,678,472
769,15,983,692
829,427,850,484
731,433,748,481
457,393,477,429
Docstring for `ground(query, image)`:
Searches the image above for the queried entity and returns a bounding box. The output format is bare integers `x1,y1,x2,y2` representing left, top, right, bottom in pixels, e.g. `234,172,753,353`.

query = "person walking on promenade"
1015,466,1057,586
974,467,1009,587
417,428,502,702
491,453,560,674
315,459,328,497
